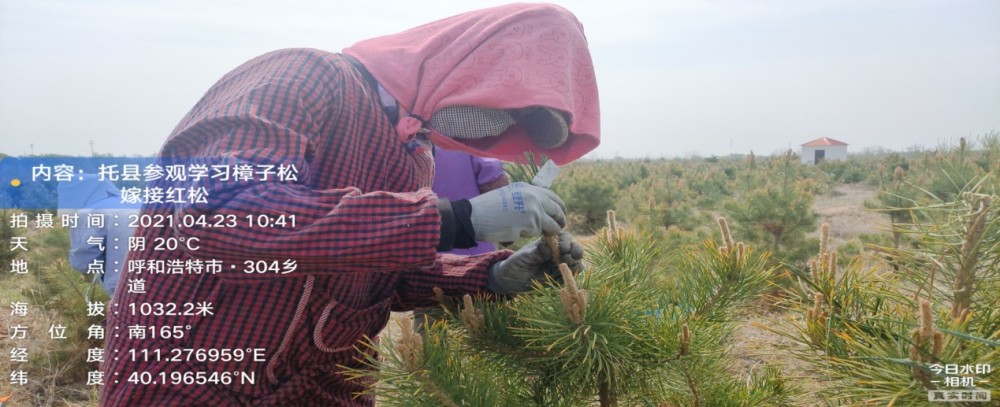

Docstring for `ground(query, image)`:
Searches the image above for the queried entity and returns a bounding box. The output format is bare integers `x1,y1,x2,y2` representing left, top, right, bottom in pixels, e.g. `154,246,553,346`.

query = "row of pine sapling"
770,176,997,404
355,148,1000,405
347,209,794,406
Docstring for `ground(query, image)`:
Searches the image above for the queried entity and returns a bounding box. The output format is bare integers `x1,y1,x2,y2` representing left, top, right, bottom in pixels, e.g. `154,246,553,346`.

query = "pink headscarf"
343,3,600,165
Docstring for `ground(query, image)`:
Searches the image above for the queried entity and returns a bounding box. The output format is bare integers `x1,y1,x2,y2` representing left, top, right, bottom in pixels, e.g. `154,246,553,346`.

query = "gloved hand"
487,232,585,295
469,182,566,243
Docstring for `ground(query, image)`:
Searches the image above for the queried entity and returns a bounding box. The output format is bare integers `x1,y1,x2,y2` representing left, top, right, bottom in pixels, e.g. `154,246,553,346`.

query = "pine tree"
724,150,821,267
866,164,920,249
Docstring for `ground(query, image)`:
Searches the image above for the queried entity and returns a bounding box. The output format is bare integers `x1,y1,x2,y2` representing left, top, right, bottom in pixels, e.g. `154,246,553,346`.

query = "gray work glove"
469,182,566,243
487,232,585,295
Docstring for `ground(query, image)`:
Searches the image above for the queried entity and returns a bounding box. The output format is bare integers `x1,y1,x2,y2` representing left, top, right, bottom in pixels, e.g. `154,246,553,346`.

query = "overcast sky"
1,0,998,158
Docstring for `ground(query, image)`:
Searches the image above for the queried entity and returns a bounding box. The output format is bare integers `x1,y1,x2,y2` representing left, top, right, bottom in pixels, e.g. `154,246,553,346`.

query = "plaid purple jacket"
100,48,509,406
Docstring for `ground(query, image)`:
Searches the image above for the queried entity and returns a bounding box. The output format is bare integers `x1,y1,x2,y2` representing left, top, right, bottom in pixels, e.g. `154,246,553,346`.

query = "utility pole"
90,139,95,156
29,144,34,155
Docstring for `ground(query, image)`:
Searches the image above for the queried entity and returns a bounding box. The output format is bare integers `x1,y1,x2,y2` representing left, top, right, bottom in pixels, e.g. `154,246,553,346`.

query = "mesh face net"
429,105,570,149
428,105,516,139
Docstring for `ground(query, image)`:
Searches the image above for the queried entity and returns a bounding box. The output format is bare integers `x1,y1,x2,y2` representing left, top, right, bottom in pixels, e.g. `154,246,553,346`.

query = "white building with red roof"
801,137,848,164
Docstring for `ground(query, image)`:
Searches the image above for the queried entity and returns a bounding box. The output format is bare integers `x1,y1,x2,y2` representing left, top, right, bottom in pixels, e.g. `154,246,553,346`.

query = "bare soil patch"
811,183,890,250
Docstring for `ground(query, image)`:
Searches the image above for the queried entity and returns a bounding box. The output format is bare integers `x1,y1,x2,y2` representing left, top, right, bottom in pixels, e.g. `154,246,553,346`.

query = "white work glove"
469,182,566,243
487,232,585,295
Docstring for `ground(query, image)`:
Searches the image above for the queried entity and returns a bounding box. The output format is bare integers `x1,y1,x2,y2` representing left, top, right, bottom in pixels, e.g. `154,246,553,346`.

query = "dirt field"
811,183,890,251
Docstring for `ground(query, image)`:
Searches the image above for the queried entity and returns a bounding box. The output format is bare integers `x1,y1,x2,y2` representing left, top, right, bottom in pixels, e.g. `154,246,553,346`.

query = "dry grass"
1,225,101,407
728,312,827,406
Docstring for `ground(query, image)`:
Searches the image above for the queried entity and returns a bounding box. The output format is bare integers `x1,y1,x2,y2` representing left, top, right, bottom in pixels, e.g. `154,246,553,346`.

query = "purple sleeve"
472,156,506,186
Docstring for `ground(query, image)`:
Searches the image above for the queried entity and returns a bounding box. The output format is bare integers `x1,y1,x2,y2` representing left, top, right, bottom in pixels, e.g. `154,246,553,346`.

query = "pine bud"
679,323,692,355
559,263,587,324
460,294,485,335
909,340,921,362
577,290,589,312
919,300,934,338
808,293,827,325
606,210,619,241
396,315,424,372
819,223,830,255
717,217,734,249
961,195,989,259
809,258,819,284
809,258,820,283
559,262,578,293
560,289,575,314
909,349,931,386
399,314,414,336
544,234,560,263
814,293,824,310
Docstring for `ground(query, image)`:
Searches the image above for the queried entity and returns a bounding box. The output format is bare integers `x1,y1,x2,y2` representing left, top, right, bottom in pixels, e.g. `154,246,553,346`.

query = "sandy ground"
811,183,891,251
